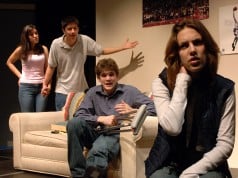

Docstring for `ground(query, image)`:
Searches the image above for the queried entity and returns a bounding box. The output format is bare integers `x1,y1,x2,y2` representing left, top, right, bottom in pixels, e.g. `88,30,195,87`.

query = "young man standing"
41,16,139,110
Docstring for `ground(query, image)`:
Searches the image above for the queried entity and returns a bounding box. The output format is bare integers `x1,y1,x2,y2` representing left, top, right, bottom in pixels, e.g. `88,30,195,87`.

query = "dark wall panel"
0,4,36,148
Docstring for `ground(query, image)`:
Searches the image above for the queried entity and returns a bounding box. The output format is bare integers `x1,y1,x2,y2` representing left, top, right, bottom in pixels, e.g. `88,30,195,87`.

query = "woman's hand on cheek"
179,66,187,74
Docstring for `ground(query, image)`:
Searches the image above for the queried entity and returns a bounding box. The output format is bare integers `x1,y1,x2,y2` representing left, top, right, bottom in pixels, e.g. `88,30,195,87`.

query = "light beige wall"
96,0,238,168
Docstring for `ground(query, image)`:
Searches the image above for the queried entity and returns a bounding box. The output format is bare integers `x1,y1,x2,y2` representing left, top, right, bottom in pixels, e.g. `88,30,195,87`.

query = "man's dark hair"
95,58,119,78
61,16,79,29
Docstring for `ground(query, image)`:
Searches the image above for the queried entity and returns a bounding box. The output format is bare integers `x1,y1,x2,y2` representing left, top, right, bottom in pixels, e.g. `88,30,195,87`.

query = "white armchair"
9,112,158,178
9,91,159,177
9,111,71,177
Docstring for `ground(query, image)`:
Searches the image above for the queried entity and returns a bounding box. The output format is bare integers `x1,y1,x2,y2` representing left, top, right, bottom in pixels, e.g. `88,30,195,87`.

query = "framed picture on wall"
219,4,238,55
143,0,209,27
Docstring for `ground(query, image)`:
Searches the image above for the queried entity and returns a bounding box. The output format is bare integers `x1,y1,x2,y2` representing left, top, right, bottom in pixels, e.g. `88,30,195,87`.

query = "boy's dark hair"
61,16,79,29
95,58,119,78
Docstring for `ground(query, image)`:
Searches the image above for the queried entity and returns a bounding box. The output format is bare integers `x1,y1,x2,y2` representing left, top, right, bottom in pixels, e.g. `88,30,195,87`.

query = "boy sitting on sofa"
67,58,157,178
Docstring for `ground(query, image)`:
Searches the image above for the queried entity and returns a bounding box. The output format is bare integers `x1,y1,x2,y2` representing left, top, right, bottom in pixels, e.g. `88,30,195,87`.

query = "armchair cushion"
24,131,67,148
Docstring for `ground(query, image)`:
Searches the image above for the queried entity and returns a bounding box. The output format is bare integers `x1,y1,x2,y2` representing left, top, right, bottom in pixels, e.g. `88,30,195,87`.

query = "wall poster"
219,4,238,55
143,0,209,27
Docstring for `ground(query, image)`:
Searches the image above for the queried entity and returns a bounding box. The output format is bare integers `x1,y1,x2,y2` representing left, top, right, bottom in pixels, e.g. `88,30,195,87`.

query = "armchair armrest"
120,116,158,178
120,116,158,143
135,116,159,142
9,111,64,169
9,111,64,142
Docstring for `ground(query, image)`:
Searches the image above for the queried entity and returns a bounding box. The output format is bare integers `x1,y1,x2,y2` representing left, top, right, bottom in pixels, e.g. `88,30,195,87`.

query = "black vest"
145,69,234,177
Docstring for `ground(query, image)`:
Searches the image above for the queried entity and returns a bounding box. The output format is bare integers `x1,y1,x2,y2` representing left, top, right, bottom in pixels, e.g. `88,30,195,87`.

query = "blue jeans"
150,166,226,178
18,83,47,112
67,118,120,177
55,92,67,111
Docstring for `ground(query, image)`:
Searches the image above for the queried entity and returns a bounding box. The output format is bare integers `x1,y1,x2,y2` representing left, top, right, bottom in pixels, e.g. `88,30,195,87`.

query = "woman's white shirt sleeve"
152,73,191,135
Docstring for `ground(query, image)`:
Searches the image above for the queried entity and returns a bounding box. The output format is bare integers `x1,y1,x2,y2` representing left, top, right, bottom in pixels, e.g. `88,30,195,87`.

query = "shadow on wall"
119,51,145,80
